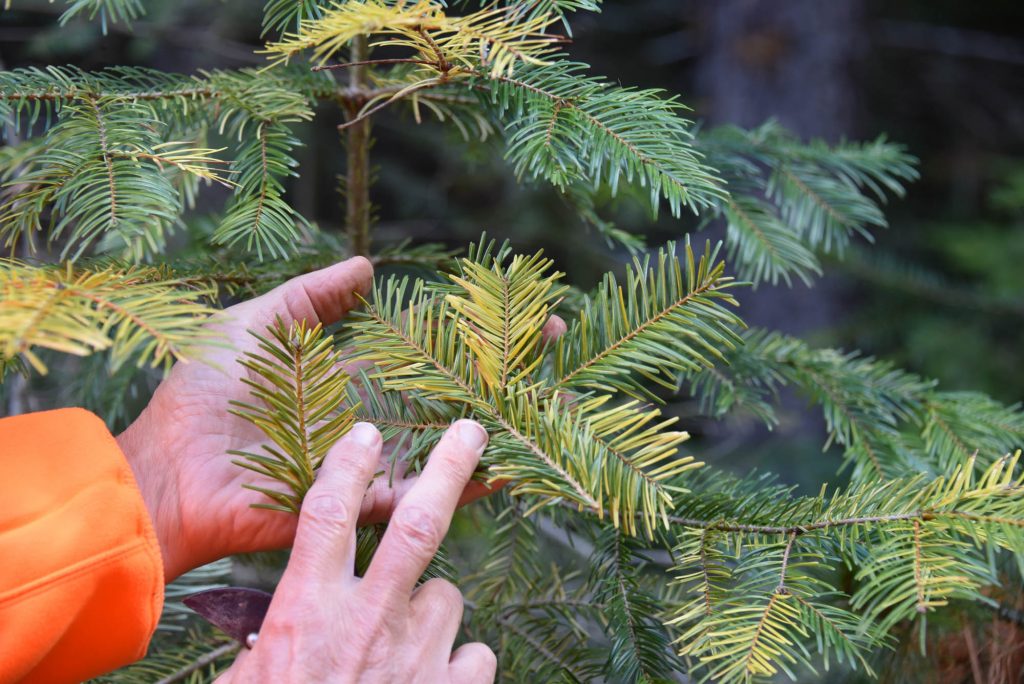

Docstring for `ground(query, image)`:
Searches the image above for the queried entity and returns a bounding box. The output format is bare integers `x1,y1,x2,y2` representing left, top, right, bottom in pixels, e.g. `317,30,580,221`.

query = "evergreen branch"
671,528,733,626
850,519,995,639
93,626,236,683
666,452,1024,540
681,328,924,478
371,239,461,271
1,98,182,259
59,0,145,34
229,318,357,513
1,67,311,259
0,355,29,381
683,328,1024,479
152,643,239,684
351,289,604,512
262,0,324,37
118,143,233,185
453,0,602,29
722,194,821,287
478,61,727,217
590,529,684,681
663,452,1024,672
790,595,876,675
696,122,918,286
348,243,714,532
0,260,218,373
264,0,563,78
213,123,306,260
0,66,321,135
446,250,566,390
496,613,598,682
486,396,602,514
672,540,883,683
564,395,698,533
467,497,543,606
922,392,1024,473
359,65,497,140
351,277,486,407
550,240,742,399
350,371,462,472
221,241,1024,682
474,566,606,684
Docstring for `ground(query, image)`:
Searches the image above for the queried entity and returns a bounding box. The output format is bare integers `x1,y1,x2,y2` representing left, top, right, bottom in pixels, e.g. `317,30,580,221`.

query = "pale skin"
116,256,565,682
217,420,496,682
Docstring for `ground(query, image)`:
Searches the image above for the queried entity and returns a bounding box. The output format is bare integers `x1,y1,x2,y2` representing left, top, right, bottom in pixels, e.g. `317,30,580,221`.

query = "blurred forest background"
2,0,1023,493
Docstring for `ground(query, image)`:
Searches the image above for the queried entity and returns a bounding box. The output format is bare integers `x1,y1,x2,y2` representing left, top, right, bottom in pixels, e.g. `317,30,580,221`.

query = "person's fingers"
363,420,488,600
410,578,465,654
541,314,567,343
240,256,374,328
457,479,506,505
359,471,404,524
283,423,382,584
449,642,498,684
357,469,501,525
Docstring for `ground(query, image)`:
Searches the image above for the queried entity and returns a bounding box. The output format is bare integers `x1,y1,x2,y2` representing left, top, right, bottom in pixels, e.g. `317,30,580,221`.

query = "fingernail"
349,422,380,447
454,420,488,451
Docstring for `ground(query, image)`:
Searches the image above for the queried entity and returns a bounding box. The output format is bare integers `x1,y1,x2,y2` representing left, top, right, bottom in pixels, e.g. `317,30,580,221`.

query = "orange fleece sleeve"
0,408,164,684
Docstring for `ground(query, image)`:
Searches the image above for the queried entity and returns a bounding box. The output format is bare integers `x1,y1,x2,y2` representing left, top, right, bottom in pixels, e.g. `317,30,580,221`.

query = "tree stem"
344,35,372,257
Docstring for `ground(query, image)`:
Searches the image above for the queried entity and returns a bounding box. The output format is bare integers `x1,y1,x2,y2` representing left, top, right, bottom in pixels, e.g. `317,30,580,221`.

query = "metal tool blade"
183,587,273,645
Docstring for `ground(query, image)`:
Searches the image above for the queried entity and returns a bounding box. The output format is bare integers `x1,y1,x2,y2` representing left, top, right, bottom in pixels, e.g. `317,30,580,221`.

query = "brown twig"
775,532,798,594
343,35,372,257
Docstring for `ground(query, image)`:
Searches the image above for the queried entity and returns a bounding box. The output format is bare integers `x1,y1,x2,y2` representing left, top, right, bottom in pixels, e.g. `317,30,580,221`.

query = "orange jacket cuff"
0,408,165,683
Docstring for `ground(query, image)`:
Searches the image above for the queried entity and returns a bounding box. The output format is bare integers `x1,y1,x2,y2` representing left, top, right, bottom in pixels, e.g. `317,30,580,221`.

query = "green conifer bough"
1,1,1022,682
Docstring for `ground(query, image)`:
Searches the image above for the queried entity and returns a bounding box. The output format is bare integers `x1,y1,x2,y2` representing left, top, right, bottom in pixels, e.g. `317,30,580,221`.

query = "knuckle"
301,492,352,534
392,505,442,556
264,610,304,639
464,643,498,679
435,458,468,491
434,446,473,484
279,284,317,324
329,447,379,488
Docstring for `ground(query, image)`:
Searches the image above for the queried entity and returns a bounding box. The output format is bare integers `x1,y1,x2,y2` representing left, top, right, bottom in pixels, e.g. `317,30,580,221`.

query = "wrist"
117,411,183,582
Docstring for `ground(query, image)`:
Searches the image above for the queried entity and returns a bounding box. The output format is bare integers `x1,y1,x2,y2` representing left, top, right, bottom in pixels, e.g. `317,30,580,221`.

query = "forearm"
0,409,164,683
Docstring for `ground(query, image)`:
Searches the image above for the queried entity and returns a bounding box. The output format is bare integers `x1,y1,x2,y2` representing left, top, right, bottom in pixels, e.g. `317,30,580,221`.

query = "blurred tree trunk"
691,0,866,466
696,0,865,337
697,0,863,142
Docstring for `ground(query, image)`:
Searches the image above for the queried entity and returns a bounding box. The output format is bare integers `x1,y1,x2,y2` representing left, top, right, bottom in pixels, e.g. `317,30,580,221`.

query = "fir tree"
1,1,1022,682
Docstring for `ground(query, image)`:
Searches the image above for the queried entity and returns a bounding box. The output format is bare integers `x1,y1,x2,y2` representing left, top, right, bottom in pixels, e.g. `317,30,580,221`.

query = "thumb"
239,256,374,329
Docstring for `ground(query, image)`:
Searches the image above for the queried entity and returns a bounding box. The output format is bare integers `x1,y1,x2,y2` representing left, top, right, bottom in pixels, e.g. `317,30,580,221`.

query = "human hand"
115,257,514,582
216,420,496,684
